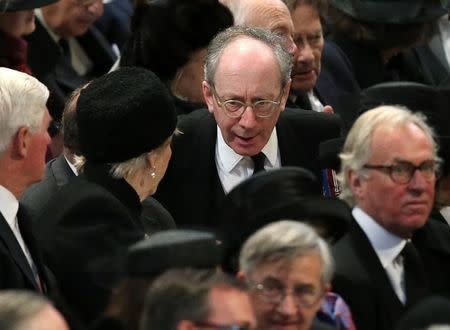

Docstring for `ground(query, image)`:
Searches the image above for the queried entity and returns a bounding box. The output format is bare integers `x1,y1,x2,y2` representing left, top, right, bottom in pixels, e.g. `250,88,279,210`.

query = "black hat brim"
1,0,59,12
329,0,448,24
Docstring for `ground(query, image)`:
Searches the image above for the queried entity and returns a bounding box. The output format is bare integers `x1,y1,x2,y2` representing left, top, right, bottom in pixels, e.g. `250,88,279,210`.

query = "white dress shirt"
215,126,281,193
441,206,450,226
353,207,407,304
0,186,39,278
307,91,325,112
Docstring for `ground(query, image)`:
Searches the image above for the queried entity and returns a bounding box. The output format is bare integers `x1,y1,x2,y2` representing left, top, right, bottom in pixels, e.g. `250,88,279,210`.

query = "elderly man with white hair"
333,105,450,330
0,67,53,293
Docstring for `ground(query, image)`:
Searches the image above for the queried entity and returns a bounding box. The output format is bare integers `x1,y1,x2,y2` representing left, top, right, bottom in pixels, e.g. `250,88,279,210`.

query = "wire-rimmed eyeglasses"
211,86,283,119
249,279,324,308
363,159,441,184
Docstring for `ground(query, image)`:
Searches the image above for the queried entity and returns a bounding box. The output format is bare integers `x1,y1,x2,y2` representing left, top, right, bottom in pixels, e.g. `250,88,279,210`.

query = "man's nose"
408,169,430,192
296,42,315,63
276,293,298,316
238,106,258,129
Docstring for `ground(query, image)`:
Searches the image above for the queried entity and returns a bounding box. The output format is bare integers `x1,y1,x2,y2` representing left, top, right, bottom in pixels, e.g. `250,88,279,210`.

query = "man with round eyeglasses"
238,221,335,330
155,25,343,228
333,105,450,330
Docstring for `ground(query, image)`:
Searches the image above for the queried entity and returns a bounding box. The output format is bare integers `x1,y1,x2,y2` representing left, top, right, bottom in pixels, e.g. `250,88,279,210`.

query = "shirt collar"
64,155,78,176
353,207,406,267
0,185,19,229
35,9,61,43
440,206,450,226
216,126,278,173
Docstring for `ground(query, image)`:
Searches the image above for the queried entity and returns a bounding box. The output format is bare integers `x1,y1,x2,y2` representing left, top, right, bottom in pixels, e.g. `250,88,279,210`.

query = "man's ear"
12,127,30,159
202,81,215,114
176,320,198,330
279,79,292,112
348,169,364,200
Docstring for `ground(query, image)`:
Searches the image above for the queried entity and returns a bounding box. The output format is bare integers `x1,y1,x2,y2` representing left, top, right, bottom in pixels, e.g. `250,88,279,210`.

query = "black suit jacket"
0,205,55,294
26,20,117,122
34,162,148,324
332,218,450,330
329,32,443,90
315,41,361,130
155,108,343,228
22,155,176,233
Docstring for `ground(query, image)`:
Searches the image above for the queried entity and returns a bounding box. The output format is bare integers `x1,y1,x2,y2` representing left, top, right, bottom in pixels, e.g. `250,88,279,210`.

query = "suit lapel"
349,221,405,318
276,110,301,167
195,114,225,225
51,155,76,188
0,213,38,290
17,205,50,293
77,27,117,75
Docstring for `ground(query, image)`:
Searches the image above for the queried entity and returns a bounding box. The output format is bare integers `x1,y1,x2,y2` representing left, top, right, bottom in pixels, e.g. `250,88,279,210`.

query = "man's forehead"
369,122,434,159
213,37,280,83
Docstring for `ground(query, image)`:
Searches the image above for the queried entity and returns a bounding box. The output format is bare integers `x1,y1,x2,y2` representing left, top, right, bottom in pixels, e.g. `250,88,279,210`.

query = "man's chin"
291,78,316,95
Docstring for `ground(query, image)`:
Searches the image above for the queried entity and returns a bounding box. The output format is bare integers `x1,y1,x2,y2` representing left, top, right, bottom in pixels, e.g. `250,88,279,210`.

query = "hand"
323,105,334,114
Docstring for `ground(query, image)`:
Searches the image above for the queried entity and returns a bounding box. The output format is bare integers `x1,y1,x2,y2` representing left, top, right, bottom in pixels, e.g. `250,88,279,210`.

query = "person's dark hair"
62,87,82,155
140,268,247,330
121,0,233,84
283,0,328,17
327,5,435,50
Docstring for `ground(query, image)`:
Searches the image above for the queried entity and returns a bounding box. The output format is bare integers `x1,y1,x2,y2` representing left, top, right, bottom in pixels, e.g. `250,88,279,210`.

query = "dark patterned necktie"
251,152,266,174
401,241,429,305
59,38,71,64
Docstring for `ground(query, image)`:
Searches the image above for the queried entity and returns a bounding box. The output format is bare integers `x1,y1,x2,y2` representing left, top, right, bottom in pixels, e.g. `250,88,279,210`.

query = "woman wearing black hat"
0,0,58,73
327,0,449,88
120,0,233,115
33,67,178,327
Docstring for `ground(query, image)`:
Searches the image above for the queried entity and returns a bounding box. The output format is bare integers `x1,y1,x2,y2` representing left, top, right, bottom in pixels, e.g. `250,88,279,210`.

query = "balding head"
224,0,297,55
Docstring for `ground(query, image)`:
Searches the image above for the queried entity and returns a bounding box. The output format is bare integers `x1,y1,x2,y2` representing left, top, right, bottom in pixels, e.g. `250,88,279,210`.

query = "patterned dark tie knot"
251,152,266,174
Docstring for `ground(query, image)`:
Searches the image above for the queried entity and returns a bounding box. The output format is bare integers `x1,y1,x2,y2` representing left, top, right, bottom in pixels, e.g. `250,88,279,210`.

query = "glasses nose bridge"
407,166,430,185
276,289,299,311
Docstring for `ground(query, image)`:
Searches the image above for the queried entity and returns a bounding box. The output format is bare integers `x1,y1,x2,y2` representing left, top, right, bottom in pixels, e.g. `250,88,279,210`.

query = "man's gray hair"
204,25,292,88
239,220,334,286
0,68,49,153
338,105,439,207
0,290,51,330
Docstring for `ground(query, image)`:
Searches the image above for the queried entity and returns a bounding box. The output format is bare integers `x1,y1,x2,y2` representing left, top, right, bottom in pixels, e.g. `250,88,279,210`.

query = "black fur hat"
76,67,177,163
121,0,233,82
